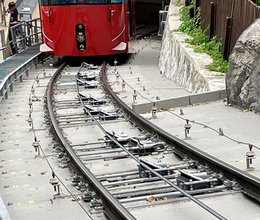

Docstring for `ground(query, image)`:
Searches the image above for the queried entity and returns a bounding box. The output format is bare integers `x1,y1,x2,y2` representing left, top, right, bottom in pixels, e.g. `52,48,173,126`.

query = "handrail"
158,5,168,36
250,0,260,7
0,51,41,102
0,18,41,60
9,18,42,55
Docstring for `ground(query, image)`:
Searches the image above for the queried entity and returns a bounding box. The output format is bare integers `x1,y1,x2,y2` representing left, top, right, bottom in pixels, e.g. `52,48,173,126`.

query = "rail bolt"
28,98,32,107
114,59,118,71
184,120,191,139
133,90,137,103
116,72,120,81
27,113,33,126
90,198,102,208
32,137,40,154
31,87,35,96
60,156,70,164
152,103,157,119
189,179,193,191
49,177,60,195
219,127,224,136
83,191,93,202
122,80,126,91
246,145,256,170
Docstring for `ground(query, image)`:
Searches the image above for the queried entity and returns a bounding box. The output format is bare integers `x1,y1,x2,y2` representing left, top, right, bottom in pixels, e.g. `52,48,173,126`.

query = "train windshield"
41,0,123,5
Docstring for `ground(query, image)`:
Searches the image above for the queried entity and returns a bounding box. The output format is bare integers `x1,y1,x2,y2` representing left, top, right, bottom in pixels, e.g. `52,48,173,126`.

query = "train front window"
77,0,109,4
110,0,122,3
40,0,112,5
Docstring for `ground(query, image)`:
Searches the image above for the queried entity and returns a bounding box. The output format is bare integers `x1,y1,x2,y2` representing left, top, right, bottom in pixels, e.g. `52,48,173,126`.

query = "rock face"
227,19,260,111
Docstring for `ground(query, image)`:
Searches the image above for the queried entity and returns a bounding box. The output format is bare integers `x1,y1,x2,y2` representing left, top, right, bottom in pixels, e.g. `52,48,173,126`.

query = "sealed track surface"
46,60,260,220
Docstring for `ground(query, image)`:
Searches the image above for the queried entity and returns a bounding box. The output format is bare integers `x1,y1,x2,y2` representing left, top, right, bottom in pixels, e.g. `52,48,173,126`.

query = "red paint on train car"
40,4,129,56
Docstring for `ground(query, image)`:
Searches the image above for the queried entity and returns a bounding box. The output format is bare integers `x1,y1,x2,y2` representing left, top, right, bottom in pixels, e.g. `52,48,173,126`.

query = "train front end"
39,0,129,56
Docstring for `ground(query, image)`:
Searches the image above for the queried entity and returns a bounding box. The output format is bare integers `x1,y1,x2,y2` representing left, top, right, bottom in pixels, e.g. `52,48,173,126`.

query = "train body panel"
39,2,129,56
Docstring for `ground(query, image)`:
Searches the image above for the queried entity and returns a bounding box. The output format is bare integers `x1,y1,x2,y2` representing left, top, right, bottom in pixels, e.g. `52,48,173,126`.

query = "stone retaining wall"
158,1,225,93
227,19,260,112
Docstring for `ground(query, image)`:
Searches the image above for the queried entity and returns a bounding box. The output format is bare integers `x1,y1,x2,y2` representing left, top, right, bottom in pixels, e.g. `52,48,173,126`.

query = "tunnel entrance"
129,0,170,38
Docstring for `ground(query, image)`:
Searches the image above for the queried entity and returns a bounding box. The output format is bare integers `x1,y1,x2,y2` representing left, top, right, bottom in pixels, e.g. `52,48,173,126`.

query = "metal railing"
0,0,6,26
0,17,42,102
158,5,169,37
0,18,41,60
0,53,41,102
10,18,41,54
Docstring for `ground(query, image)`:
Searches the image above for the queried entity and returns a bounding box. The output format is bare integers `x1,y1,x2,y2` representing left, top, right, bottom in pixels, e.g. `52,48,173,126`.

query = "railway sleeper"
138,159,174,178
83,105,120,121
77,73,97,81
119,185,227,204
76,78,98,89
103,174,178,188
78,92,107,105
78,146,168,161
104,132,165,153
176,170,223,191
96,163,191,181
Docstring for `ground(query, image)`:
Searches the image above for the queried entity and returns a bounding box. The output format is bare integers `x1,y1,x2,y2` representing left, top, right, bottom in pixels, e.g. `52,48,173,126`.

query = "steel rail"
76,64,225,220
100,64,260,204
46,63,136,220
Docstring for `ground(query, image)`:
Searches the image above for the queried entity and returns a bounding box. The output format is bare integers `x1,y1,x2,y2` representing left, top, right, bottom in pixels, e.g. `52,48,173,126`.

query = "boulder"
227,19,260,111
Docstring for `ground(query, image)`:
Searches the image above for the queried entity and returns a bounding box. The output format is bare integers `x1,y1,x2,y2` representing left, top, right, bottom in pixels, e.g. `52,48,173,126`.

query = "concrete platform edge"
0,196,11,220
132,89,226,114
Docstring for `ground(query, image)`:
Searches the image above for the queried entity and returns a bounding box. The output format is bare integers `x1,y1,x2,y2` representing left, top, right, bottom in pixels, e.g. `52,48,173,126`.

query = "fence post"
26,21,32,46
209,2,215,38
185,0,195,18
223,17,233,60
34,20,39,43
195,0,200,15
185,0,190,6
0,29,6,59
190,6,194,18
22,22,26,50
4,82,8,99
10,27,18,54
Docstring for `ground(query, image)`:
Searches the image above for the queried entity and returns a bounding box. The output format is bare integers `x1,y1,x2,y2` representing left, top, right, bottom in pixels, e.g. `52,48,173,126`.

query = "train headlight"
77,33,85,43
75,24,86,51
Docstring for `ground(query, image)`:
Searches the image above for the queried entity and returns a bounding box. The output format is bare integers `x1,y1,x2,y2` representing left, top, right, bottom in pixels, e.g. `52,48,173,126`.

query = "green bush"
254,0,260,5
175,0,183,7
178,2,228,73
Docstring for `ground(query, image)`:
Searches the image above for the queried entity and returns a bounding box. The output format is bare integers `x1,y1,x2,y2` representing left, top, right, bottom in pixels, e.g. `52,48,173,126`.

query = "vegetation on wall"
253,0,260,6
175,0,183,7
178,2,228,73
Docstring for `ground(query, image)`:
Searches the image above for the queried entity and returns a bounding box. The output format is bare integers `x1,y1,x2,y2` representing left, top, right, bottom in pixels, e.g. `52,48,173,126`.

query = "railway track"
43,60,260,220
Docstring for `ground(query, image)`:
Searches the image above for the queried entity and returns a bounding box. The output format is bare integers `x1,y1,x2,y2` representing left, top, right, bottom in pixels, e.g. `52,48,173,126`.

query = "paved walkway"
0,44,39,83
0,64,94,220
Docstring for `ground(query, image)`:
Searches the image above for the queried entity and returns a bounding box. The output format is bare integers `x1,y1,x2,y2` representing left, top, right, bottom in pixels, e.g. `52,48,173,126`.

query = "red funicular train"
39,0,135,56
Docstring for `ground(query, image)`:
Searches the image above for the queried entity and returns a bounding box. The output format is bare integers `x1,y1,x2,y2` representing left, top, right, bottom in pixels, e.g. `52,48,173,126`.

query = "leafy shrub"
178,2,228,73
